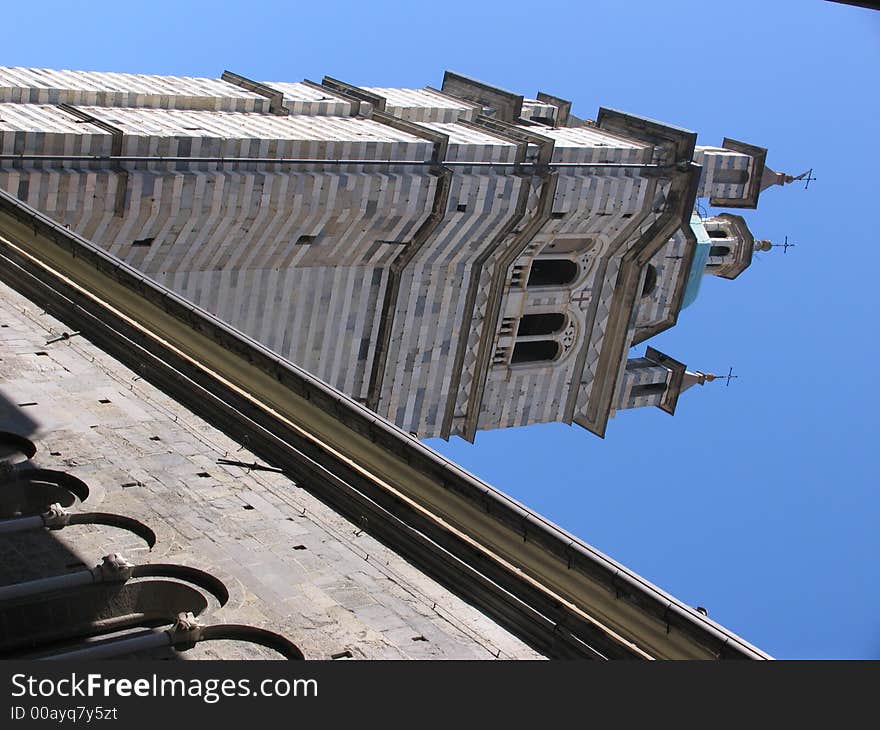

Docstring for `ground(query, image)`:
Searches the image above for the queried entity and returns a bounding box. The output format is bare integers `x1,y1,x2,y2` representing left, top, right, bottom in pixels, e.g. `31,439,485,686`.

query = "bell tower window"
510,340,560,364
527,259,578,287
709,245,731,258
516,313,566,337
707,229,728,239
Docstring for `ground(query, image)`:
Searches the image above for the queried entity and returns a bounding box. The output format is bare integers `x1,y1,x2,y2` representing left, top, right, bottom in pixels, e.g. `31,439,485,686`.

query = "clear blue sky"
6,0,878,659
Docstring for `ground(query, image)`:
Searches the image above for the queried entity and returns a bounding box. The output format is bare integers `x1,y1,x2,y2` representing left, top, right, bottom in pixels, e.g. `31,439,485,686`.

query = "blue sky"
6,0,878,658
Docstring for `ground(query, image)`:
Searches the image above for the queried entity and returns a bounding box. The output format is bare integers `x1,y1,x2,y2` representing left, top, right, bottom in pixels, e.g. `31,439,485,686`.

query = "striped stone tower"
0,66,795,439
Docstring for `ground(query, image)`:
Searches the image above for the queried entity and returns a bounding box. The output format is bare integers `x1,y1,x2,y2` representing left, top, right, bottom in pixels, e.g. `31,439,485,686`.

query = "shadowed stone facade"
0,280,541,659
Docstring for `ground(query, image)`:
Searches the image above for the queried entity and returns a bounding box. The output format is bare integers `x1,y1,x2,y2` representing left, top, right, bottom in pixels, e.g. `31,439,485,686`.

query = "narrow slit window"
641,264,658,297
527,259,578,287
510,340,559,364
517,313,565,337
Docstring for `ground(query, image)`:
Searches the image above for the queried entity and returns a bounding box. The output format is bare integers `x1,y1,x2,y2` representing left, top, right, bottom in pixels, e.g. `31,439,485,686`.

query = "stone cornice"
297,79,359,116
220,70,290,115
321,76,386,113
535,91,572,127
597,107,697,164
440,71,524,123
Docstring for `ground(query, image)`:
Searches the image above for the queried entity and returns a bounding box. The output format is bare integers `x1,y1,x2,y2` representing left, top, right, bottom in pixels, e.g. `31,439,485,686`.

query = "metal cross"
791,168,815,190
721,366,738,386
771,236,797,254
571,291,592,308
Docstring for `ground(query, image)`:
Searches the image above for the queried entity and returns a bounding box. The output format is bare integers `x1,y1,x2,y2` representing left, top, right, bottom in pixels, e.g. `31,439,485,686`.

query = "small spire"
682,367,737,392
681,370,714,392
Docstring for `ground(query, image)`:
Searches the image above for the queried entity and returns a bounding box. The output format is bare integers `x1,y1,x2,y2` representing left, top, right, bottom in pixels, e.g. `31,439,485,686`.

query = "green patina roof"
681,212,711,310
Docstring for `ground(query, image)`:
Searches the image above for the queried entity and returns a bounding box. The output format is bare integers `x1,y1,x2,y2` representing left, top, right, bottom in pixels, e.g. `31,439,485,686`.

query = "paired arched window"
505,313,569,365
502,255,579,367
516,313,566,337
510,340,560,364
527,259,578,287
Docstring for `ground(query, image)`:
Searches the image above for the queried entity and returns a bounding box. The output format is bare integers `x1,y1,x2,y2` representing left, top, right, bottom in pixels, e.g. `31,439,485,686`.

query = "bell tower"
701,213,772,280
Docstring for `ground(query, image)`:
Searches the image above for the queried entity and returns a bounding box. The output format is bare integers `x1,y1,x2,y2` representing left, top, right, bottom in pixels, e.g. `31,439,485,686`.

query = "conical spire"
681,370,716,393
681,367,737,393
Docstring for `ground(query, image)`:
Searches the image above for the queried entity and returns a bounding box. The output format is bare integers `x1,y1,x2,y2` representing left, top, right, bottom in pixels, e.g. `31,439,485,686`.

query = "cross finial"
770,235,797,254
762,166,815,192
704,367,738,386
788,168,816,190
720,367,738,386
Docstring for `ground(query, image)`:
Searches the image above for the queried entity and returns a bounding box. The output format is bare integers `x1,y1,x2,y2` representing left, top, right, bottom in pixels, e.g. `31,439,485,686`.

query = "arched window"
527,259,578,287
709,245,731,258
641,264,658,298
541,237,593,254
707,229,728,239
517,313,566,337
510,340,559,364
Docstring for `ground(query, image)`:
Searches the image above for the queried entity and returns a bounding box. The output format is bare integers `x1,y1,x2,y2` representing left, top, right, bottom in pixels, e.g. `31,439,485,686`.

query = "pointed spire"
681,370,715,393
